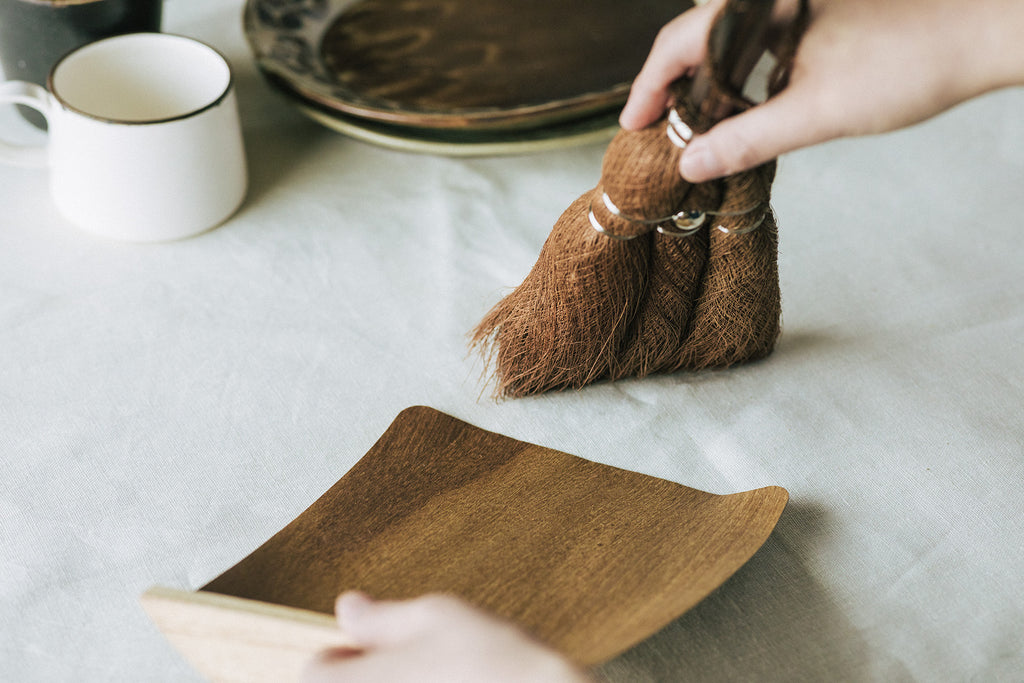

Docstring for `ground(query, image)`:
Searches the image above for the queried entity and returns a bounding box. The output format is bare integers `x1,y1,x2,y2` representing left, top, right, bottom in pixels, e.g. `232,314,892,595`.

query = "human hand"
620,0,1024,182
302,592,593,683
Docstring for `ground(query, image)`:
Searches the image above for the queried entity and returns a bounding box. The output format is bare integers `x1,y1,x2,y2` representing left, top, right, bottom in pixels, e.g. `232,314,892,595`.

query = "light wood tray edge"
141,586,351,683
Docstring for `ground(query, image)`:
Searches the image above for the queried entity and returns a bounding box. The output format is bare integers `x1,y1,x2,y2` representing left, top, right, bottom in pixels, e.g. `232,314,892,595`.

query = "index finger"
619,0,725,130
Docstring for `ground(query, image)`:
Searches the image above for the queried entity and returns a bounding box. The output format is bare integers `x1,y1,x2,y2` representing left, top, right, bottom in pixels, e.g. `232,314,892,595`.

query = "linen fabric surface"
2,0,1023,680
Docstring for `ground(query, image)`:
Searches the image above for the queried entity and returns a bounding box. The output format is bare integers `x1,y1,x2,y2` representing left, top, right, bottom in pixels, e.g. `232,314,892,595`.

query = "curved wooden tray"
243,0,691,131
144,406,787,681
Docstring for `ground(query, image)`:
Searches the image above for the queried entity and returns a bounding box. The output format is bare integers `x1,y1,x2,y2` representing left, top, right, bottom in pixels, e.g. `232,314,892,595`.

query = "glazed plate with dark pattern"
243,0,690,149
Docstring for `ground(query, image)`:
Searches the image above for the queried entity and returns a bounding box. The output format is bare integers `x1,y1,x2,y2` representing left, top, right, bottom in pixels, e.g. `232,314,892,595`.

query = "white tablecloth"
3,1,1023,680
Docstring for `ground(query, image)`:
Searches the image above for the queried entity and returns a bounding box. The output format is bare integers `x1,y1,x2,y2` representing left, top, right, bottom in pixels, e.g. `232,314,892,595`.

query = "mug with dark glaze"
0,0,163,127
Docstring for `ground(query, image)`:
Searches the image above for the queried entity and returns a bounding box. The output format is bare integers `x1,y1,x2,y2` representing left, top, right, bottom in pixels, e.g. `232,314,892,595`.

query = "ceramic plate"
297,102,620,156
243,0,691,132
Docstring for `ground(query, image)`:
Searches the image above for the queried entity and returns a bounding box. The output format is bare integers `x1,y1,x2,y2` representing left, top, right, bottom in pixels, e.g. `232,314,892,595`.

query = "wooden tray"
143,406,787,681
243,0,692,131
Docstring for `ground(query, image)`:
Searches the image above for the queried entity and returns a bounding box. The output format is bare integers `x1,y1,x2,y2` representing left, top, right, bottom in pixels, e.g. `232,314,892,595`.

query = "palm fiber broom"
472,0,806,398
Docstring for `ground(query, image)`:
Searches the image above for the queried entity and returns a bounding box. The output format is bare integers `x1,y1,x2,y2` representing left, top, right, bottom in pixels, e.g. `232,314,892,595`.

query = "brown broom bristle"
471,133,782,398
675,163,781,370
612,180,720,380
471,192,650,398
471,122,690,398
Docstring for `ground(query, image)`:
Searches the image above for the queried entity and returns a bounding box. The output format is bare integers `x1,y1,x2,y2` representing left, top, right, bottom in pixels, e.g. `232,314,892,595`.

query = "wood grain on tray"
199,406,787,666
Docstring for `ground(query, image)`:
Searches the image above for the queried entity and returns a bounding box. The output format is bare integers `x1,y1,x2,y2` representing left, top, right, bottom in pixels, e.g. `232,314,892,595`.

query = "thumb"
334,592,401,646
335,592,456,648
678,87,832,182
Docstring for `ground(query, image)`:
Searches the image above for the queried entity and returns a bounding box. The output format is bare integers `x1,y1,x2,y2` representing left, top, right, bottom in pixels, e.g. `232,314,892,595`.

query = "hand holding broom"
472,0,808,398
630,0,1024,184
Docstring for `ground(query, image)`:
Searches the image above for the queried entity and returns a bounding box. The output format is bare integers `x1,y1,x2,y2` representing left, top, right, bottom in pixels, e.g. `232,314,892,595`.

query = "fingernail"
618,105,638,130
679,138,723,182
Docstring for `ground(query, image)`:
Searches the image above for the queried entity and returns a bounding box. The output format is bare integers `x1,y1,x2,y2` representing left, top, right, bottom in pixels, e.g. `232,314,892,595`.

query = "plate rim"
241,0,677,132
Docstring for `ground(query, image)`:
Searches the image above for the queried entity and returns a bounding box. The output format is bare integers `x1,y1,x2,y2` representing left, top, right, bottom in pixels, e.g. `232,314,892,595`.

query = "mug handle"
0,81,51,168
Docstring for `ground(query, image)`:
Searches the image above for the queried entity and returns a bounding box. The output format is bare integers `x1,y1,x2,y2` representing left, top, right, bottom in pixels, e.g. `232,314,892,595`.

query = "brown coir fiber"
472,0,800,398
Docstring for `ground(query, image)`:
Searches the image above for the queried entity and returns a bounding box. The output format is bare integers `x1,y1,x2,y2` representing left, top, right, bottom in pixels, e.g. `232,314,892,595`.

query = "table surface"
3,1,1023,681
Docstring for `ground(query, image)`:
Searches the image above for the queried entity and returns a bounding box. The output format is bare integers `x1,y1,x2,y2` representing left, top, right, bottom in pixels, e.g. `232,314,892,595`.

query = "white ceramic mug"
0,32,247,242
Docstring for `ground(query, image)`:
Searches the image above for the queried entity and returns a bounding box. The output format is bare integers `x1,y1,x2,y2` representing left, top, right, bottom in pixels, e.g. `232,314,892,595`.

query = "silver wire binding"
589,190,766,238
715,210,767,234
666,108,694,149
587,206,640,241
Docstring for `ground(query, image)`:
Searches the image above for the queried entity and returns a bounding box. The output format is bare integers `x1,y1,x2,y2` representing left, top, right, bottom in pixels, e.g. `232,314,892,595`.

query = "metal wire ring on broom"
666,108,695,150
587,191,767,241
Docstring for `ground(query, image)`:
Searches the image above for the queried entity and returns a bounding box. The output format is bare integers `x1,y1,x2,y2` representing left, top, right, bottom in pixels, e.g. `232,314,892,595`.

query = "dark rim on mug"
46,32,234,125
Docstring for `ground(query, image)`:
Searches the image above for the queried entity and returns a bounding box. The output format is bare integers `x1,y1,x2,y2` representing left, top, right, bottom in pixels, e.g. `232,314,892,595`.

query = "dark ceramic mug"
0,0,163,127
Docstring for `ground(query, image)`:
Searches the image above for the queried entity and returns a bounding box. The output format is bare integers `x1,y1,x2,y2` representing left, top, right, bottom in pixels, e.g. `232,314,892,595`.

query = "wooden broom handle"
676,0,777,132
